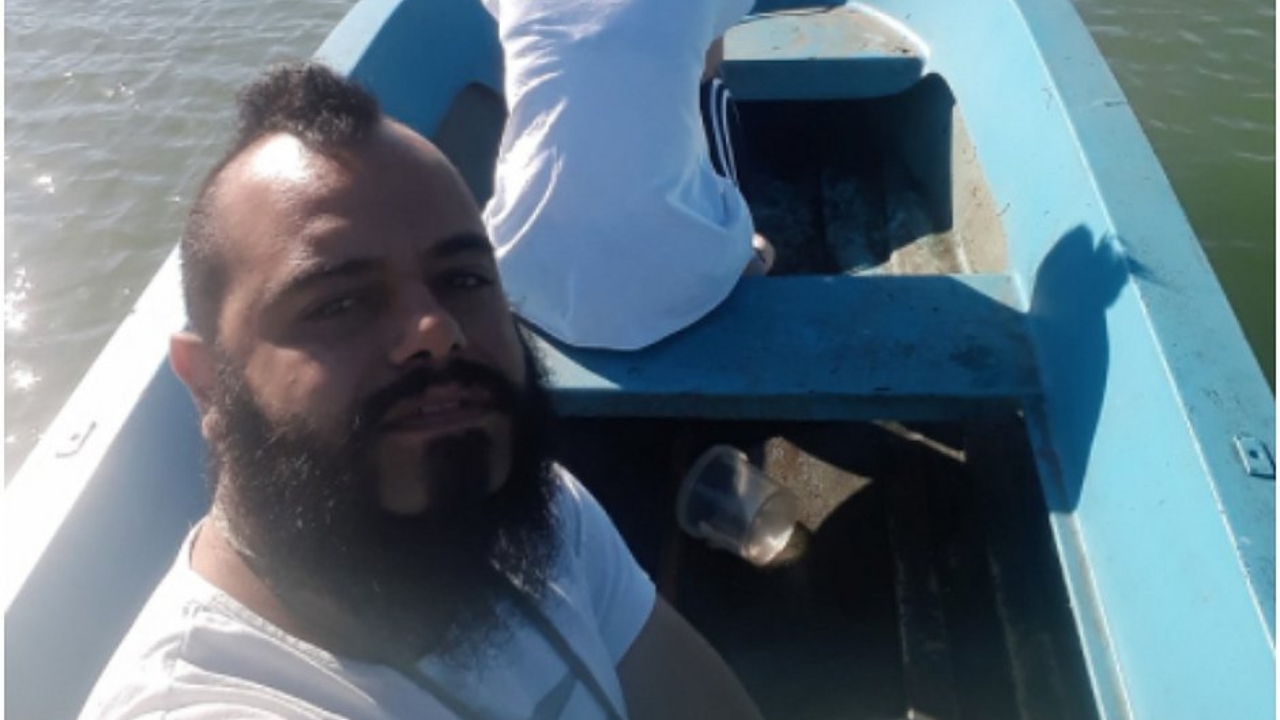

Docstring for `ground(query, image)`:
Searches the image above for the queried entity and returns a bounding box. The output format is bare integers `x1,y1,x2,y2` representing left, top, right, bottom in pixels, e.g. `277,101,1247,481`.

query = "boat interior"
432,7,1100,717
544,87,1100,719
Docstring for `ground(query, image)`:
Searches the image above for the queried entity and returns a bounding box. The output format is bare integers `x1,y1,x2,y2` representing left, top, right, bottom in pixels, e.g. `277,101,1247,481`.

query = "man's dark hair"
181,62,381,340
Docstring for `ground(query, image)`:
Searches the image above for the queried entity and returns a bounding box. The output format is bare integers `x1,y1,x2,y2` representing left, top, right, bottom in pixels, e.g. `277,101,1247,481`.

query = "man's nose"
389,287,466,365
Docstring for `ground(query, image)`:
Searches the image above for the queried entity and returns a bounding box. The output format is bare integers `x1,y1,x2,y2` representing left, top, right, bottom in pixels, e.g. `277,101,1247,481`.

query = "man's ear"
170,331,221,440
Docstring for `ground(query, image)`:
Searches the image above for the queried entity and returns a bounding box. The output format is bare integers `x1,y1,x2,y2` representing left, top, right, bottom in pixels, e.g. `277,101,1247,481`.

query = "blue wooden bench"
530,273,1039,421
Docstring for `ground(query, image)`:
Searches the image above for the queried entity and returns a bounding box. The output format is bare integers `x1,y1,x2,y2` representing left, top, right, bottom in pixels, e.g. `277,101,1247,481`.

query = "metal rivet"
1234,434,1275,479
54,421,97,458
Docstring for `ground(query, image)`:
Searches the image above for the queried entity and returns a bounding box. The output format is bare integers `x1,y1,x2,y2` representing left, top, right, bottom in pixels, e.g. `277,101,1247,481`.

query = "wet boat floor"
552,416,1100,720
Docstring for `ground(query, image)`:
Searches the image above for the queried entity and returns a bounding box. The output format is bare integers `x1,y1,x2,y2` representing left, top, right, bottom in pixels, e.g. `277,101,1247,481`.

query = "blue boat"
5,0,1273,718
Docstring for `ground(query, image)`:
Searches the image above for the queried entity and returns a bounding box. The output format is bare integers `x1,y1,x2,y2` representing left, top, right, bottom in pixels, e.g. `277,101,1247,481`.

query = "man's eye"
307,294,365,320
444,271,494,290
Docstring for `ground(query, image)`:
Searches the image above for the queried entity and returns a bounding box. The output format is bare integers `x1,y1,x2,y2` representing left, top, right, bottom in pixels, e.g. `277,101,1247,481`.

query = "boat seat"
531,273,1039,421
724,4,928,101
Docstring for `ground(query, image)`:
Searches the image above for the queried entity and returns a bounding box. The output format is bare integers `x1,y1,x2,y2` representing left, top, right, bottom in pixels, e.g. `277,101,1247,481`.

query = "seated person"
480,0,771,350
77,62,763,720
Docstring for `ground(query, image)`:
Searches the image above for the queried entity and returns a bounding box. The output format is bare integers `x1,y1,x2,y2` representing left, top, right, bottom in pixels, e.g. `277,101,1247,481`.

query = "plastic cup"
676,444,799,566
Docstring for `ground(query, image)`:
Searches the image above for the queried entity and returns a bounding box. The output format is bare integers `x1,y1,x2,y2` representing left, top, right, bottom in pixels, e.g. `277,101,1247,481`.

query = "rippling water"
5,0,354,477
4,0,1275,479
1075,0,1275,385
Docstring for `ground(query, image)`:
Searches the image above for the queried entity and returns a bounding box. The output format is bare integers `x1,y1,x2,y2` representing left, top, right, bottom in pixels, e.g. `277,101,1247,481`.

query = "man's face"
210,121,527,515
181,121,557,660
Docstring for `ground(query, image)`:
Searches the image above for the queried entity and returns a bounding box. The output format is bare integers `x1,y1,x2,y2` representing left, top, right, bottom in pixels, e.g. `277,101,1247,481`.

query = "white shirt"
481,0,757,349
78,469,656,719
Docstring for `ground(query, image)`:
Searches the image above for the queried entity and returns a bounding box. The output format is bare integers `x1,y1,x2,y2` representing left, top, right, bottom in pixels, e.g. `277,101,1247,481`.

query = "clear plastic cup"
676,444,799,566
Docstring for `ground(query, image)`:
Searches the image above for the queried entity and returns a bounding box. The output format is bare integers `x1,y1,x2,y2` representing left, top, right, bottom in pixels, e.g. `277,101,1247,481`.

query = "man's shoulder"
546,464,608,549
76,541,348,720
77,561,215,719
549,463,586,508
538,463,657,676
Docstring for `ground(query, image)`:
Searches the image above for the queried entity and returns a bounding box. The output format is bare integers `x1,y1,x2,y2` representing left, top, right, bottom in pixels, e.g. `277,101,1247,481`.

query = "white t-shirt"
78,468,656,720
480,0,757,350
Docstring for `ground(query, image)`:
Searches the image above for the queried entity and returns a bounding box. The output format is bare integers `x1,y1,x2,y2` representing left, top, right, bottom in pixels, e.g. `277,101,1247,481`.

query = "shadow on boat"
1027,225,1131,513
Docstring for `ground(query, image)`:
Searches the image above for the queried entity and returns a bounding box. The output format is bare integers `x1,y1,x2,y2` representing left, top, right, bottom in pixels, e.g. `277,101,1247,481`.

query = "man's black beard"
206,347,559,667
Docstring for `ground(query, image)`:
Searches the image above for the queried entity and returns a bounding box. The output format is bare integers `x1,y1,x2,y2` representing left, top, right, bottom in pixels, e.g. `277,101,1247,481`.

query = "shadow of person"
1026,224,1132,512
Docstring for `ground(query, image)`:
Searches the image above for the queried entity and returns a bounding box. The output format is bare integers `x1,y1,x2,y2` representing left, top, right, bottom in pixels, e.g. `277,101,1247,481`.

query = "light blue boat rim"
892,1,1276,717
4,1,1273,719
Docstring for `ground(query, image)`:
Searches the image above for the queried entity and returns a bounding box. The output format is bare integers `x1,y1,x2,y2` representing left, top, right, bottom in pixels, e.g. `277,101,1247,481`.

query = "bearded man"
78,62,763,720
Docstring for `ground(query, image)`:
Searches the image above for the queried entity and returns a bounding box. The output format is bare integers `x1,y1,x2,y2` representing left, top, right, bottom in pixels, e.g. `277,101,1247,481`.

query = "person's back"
481,0,758,350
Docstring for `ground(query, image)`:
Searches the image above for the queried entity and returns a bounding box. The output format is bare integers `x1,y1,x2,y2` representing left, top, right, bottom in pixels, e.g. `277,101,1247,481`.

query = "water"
1073,0,1275,386
4,0,354,478
4,0,1275,480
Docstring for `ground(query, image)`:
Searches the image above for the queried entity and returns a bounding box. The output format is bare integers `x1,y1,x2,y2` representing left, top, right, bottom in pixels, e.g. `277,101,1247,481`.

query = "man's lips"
377,385,500,436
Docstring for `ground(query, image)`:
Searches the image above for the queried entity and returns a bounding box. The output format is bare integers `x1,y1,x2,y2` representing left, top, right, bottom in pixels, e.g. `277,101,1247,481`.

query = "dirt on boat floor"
552,416,1100,720
736,93,1008,278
